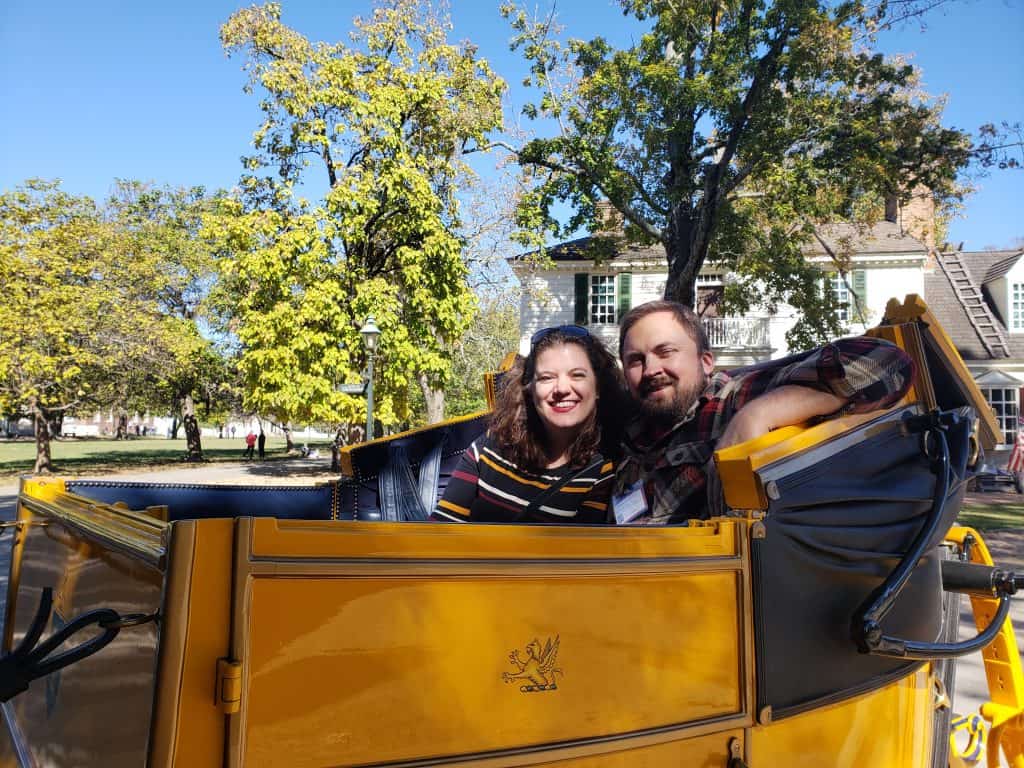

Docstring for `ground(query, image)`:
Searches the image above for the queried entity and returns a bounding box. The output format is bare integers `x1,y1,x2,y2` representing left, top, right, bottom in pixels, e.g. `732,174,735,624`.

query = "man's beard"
635,374,707,425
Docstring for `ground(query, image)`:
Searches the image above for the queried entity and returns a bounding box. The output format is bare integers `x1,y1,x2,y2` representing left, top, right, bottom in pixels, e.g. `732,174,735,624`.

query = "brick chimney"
899,187,936,249
593,200,624,236
884,187,935,249
884,195,899,223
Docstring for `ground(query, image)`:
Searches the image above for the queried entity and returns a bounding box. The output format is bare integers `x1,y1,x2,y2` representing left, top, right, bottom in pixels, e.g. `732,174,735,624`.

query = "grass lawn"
957,500,1024,532
0,436,335,479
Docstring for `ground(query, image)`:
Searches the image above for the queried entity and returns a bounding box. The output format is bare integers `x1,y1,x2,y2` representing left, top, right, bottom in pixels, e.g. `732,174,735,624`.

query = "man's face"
620,311,715,422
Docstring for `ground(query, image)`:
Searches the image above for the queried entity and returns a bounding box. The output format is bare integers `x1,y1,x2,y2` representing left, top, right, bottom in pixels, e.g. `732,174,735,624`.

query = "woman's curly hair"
488,328,628,472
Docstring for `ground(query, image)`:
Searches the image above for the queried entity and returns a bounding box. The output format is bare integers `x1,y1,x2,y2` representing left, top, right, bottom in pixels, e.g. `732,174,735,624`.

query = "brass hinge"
728,736,748,767
931,674,951,711
216,658,242,714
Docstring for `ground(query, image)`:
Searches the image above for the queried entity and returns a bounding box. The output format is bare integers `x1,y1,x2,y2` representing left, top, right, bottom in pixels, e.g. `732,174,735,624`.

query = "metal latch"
216,658,242,714
931,674,951,711
728,736,748,767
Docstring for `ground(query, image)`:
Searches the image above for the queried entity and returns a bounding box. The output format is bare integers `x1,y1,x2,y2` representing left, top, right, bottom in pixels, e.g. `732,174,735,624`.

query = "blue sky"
1,0,1021,250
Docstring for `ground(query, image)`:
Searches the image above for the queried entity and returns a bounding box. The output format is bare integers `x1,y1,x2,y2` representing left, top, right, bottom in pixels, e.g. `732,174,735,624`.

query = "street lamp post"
359,316,381,440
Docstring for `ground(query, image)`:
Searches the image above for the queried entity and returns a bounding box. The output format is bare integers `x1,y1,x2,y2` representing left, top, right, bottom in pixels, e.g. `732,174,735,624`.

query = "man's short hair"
618,300,710,358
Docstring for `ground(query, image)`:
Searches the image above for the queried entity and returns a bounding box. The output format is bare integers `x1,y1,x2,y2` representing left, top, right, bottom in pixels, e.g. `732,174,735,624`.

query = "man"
612,301,914,524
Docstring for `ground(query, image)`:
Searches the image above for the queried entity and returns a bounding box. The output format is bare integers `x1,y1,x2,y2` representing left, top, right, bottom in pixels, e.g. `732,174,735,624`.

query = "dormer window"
1012,283,1024,332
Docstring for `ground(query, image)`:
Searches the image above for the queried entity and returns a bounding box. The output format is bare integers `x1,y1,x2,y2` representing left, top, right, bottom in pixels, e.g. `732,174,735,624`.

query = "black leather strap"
379,434,448,522
520,455,604,521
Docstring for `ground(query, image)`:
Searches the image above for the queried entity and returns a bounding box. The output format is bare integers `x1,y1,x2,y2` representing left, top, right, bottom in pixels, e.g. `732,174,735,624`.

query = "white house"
925,248,1024,449
511,199,931,368
510,195,1023,452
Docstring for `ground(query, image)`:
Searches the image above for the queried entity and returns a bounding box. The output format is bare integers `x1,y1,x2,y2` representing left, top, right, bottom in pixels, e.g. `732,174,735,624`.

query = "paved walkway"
0,456,339,493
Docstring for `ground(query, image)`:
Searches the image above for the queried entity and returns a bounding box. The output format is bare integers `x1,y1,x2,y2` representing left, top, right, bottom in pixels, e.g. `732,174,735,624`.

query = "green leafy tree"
409,295,520,422
501,0,975,347
104,181,228,460
0,179,226,471
209,0,505,435
0,181,164,471
417,166,523,422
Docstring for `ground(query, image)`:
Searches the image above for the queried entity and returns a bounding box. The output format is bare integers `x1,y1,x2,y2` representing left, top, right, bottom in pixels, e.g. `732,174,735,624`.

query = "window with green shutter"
617,272,632,322
825,270,867,324
826,273,850,323
852,269,867,322
574,273,589,324
590,275,616,324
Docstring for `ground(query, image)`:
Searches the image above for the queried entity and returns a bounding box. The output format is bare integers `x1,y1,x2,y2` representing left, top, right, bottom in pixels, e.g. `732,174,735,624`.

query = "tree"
0,180,225,471
415,165,524,422
209,0,505,435
0,181,161,471
501,0,975,346
409,295,520,422
104,181,228,460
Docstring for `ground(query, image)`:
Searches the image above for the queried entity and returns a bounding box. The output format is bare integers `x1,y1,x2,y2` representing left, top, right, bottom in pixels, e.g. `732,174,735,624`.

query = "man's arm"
715,337,914,449
717,385,847,449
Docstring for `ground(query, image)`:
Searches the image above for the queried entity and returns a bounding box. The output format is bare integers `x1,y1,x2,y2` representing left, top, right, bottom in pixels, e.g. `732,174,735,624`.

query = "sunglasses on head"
530,324,591,348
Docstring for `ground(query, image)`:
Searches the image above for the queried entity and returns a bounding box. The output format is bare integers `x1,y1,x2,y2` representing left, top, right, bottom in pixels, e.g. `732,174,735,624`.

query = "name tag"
612,482,647,524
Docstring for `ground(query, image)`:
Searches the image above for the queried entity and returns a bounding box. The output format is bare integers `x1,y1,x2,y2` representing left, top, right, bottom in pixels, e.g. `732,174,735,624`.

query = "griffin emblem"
503,636,562,692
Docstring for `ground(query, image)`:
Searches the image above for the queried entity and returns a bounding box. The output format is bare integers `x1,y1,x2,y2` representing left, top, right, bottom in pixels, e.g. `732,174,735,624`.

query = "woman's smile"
531,343,598,437
548,398,580,412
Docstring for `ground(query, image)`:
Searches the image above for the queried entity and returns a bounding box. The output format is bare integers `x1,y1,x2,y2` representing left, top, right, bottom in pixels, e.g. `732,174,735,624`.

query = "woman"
433,325,627,524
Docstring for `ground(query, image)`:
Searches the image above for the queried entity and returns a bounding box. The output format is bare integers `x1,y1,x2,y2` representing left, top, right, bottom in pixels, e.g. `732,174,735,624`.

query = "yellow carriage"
0,295,1020,767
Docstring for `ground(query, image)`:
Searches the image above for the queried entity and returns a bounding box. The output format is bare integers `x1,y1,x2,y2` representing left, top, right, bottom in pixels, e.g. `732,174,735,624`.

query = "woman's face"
530,342,598,438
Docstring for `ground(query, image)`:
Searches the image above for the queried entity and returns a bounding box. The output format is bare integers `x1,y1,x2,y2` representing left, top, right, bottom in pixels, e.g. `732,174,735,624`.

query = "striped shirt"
432,435,614,524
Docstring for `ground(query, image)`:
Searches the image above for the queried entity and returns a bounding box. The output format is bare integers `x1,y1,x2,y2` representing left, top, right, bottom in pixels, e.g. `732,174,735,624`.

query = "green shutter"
574,273,589,325
617,272,632,322
852,269,867,321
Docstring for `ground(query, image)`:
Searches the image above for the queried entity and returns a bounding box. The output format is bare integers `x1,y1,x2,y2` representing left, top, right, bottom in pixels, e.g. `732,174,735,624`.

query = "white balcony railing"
702,317,770,349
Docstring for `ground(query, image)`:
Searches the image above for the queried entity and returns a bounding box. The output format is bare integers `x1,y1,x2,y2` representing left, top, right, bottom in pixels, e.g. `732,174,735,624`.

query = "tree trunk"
170,415,181,440
115,412,128,440
418,374,446,424
31,399,54,474
48,412,64,441
330,427,345,473
662,210,708,308
283,424,294,453
182,395,204,461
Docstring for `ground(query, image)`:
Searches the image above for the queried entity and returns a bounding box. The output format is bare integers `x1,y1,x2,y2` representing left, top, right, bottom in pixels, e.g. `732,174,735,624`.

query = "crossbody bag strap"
520,455,604,520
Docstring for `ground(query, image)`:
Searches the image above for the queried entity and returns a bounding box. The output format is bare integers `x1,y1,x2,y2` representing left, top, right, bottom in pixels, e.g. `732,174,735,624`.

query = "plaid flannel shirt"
612,337,914,525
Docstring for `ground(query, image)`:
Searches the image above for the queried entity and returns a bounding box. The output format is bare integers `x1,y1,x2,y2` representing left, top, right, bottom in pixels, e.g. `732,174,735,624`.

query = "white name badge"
612,482,647,525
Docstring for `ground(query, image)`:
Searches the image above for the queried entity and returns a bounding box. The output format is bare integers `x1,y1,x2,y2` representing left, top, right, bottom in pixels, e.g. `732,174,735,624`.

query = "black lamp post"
359,316,381,439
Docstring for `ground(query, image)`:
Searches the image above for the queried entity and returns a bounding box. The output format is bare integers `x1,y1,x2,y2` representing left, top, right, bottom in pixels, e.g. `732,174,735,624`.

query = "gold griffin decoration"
503,636,562,692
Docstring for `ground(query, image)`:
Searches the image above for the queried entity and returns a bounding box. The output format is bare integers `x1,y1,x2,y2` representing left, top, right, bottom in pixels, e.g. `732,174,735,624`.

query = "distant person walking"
244,430,257,460
257,430,266,459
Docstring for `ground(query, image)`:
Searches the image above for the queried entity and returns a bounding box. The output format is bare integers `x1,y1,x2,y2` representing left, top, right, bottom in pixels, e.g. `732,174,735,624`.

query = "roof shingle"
925,251,1024,361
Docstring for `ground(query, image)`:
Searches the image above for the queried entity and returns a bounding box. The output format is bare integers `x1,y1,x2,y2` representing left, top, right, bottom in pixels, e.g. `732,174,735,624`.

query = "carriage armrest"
715,409,895,510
